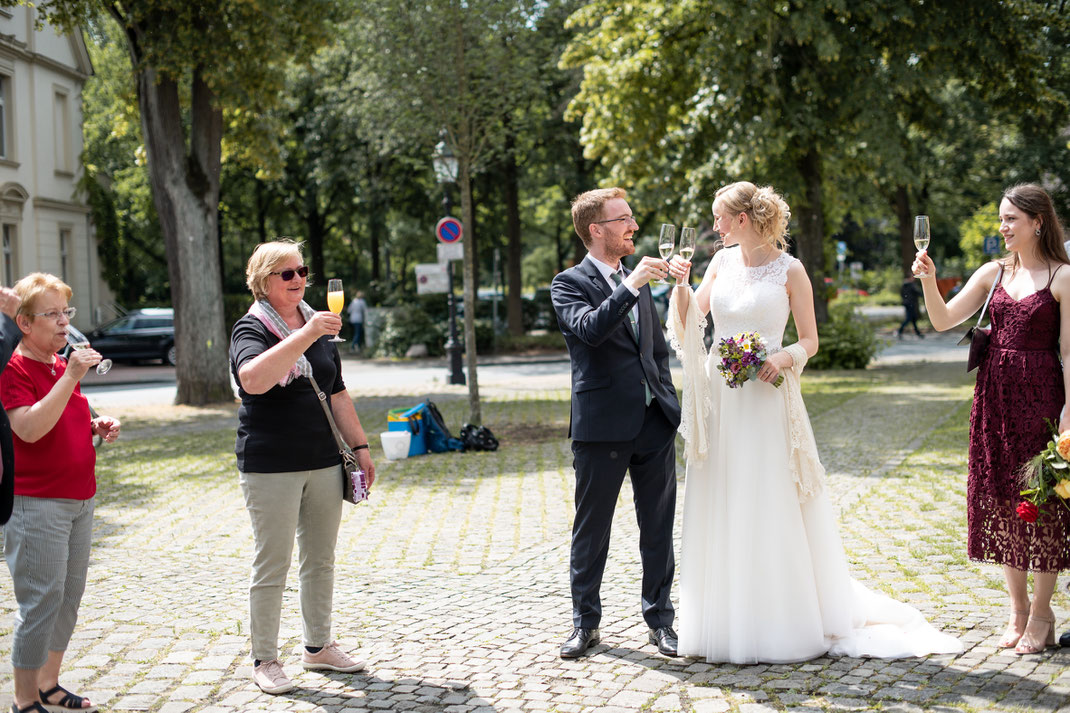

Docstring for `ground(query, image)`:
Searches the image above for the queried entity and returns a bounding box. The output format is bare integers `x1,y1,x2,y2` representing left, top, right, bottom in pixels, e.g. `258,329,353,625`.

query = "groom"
551,187,682,658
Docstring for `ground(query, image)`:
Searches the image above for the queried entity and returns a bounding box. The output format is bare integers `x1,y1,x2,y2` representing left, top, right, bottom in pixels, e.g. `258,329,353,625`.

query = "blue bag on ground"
423,399,465,453
387,404,428,457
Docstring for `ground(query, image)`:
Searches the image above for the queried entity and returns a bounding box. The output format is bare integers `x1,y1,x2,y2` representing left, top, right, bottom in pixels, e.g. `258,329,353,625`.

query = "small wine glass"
657,224,676,284
65,324,111,375
913,215,931,278
326,278,345,342
677,227,696,285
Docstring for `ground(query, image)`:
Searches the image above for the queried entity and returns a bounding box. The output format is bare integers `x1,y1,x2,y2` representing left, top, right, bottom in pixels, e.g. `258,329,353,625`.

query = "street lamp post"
432,135,466,386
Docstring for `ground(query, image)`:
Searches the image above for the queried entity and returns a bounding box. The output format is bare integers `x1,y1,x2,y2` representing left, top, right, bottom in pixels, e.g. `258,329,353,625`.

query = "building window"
0,76,7,160
59,228,71,282
2,224,16,287
54,90,71,174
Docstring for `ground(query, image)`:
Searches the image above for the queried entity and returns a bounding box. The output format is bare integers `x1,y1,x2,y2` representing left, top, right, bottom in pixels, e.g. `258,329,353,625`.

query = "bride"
666,181,963,663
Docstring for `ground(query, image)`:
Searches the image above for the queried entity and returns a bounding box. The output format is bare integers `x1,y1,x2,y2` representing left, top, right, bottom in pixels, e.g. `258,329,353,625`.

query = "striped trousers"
4,496,94,669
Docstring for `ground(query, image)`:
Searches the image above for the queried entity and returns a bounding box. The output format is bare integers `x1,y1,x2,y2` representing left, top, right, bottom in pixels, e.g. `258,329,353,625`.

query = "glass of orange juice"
326,278,345,342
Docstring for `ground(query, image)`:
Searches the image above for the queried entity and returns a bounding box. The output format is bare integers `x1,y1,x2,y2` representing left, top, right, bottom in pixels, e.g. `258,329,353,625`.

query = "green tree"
561,0,1065,321
16,0,339,404
354,0,547,423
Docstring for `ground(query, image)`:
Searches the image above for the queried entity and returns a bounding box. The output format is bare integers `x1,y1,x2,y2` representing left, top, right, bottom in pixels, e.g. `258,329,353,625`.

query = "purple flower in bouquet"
716,331,783,389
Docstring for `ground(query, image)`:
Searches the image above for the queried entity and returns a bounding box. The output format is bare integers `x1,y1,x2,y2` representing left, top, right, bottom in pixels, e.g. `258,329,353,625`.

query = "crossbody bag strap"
974,263,1004,329
308,373,353,458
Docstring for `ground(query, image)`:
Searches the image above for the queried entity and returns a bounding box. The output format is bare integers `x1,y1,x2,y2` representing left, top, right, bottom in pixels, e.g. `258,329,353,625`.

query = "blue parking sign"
983,234,1001,255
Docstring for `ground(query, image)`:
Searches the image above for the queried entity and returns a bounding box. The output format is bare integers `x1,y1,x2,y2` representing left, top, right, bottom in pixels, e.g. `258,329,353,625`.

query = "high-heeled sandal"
997,609,1030,648
1014,613,1056,655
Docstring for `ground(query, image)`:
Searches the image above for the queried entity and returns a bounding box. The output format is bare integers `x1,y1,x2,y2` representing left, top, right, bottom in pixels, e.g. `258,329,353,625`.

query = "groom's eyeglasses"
270,266,310,281
595,214,637,226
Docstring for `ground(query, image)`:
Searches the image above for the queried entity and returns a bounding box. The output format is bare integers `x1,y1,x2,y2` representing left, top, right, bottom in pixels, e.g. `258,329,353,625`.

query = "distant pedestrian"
347,290,368,354
231,240,376,694
913,183,1069,655
2,273,121,713
898,276,924,339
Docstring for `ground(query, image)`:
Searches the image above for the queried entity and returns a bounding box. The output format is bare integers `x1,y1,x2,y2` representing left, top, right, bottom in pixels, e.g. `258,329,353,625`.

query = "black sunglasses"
270,266,310,281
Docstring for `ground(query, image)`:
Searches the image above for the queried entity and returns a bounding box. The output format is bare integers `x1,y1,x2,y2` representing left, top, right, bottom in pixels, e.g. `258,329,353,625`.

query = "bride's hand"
668,255,692,286
757,351,793,383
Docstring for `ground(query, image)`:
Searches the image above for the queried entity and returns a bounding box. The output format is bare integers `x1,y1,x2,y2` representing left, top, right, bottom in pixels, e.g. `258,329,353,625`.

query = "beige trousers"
239,464,343,662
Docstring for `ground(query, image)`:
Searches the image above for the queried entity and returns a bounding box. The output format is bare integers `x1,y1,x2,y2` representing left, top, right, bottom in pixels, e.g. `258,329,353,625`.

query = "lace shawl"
667,286,711,463
782,342,825,502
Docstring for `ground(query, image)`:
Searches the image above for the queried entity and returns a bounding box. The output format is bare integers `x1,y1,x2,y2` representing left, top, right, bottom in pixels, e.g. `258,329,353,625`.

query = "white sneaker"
301,641,365,672
252,659,294,694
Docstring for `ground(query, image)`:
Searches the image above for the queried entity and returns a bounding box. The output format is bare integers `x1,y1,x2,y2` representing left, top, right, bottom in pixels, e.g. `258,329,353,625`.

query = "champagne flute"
65,324,111,375
657,224,676,284
677,226,697,285
326,279,345,342
913,215,931,278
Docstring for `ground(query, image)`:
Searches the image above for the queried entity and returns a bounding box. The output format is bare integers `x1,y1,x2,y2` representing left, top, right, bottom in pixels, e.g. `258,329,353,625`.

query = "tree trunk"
503,132,523,336
135,64,232,404
459,158,482,424
894,185,915,278
305,188,327,286
794,149,829,324
370,203,383,282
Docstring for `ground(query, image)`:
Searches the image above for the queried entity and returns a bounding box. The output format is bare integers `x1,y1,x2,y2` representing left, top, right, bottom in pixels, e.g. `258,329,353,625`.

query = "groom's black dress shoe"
1060,630,1070,648
560,628,600,658
649,626,678,656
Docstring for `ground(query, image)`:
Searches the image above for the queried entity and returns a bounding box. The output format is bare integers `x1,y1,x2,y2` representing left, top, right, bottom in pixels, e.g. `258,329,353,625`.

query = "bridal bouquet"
1016,421,1070,523
716,331,783,389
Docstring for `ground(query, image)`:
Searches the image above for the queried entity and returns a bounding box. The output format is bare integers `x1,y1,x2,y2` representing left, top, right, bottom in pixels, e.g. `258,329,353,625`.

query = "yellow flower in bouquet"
1057,432,1070,461
1055,479,1070,500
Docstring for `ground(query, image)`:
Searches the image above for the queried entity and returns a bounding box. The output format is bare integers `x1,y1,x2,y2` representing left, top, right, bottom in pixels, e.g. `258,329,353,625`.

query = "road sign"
437,242,463,262
983,234,1001,255
436,216,463,244
415,263,449,295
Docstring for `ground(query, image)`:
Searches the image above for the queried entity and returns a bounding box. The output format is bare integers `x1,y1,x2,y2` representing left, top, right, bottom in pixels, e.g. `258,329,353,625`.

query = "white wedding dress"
675,248,963,663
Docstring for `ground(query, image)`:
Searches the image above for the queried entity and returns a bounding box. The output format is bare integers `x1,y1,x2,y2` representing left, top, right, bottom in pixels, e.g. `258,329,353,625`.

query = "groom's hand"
625,256,670,290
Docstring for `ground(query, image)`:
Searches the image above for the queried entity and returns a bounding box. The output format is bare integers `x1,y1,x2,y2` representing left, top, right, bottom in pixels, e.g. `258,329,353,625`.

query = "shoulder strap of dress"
1046,263,1063,289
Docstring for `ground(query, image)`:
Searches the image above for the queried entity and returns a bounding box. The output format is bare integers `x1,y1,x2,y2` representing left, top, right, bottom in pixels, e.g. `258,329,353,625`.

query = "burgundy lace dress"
968,276,1070,572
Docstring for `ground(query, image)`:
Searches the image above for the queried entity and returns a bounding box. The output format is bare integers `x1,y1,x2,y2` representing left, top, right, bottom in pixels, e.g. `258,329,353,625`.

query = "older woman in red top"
1,273,120,713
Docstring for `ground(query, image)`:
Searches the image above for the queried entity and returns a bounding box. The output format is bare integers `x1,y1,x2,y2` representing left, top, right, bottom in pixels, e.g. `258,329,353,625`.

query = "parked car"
84,308,176,366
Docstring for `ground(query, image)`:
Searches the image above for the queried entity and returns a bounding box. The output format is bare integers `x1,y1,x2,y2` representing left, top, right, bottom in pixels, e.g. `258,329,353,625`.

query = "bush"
785,303,884,370
810,304,884,369
372,305,445,357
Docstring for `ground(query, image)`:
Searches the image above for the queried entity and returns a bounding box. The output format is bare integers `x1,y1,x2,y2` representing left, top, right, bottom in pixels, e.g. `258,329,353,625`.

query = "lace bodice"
710,248,795,351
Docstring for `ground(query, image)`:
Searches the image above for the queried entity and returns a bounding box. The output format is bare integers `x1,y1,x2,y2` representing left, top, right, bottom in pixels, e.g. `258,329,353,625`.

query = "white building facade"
0,6,113,330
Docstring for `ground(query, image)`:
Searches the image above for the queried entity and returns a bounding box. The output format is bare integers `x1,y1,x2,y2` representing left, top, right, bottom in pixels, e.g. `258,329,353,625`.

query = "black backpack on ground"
459,423,499,452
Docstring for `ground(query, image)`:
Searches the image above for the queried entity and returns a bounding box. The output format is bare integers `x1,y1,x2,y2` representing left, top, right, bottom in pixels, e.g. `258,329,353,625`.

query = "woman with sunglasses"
2,273,121,713
230,240,375,694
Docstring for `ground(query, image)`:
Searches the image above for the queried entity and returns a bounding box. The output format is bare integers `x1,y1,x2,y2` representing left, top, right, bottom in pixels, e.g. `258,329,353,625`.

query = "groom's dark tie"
610,269,651,406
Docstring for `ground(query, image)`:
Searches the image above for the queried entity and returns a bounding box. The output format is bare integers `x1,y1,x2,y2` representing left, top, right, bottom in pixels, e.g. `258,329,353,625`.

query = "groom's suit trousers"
570,401,677,630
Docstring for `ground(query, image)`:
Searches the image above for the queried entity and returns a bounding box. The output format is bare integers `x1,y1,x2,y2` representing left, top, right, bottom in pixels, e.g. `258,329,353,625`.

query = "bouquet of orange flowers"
1016,421,1070,523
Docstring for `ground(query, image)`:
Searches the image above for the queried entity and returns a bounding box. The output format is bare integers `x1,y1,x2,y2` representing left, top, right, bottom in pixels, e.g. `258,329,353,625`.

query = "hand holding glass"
912,215,931,278
676,227,696,285
65,324,111,375
657,224,676,285
326,279,345,342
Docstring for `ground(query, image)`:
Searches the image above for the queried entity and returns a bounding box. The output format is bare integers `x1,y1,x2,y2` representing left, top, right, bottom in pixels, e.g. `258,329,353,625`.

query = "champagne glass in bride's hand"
65,324,111,375
912,215,931,278
677,226,696,285
657,224,676,285
326,278,345,342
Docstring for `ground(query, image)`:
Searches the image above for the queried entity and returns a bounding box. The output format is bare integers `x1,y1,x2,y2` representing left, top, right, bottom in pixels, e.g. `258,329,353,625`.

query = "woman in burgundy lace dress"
913,183,1070,655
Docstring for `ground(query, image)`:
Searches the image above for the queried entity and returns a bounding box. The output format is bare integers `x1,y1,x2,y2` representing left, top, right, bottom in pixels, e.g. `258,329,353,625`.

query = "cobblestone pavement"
1,361,1069,712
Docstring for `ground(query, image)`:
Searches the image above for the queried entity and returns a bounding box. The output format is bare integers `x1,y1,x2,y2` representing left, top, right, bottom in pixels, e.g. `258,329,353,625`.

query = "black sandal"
10,703,49,713
38,685,97,713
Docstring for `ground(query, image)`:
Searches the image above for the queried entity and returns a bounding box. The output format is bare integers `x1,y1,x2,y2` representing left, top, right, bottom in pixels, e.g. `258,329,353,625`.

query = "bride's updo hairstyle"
714,181,791,251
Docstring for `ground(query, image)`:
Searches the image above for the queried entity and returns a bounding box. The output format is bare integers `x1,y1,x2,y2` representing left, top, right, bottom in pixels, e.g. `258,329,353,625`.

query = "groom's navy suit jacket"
551,257,681,441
